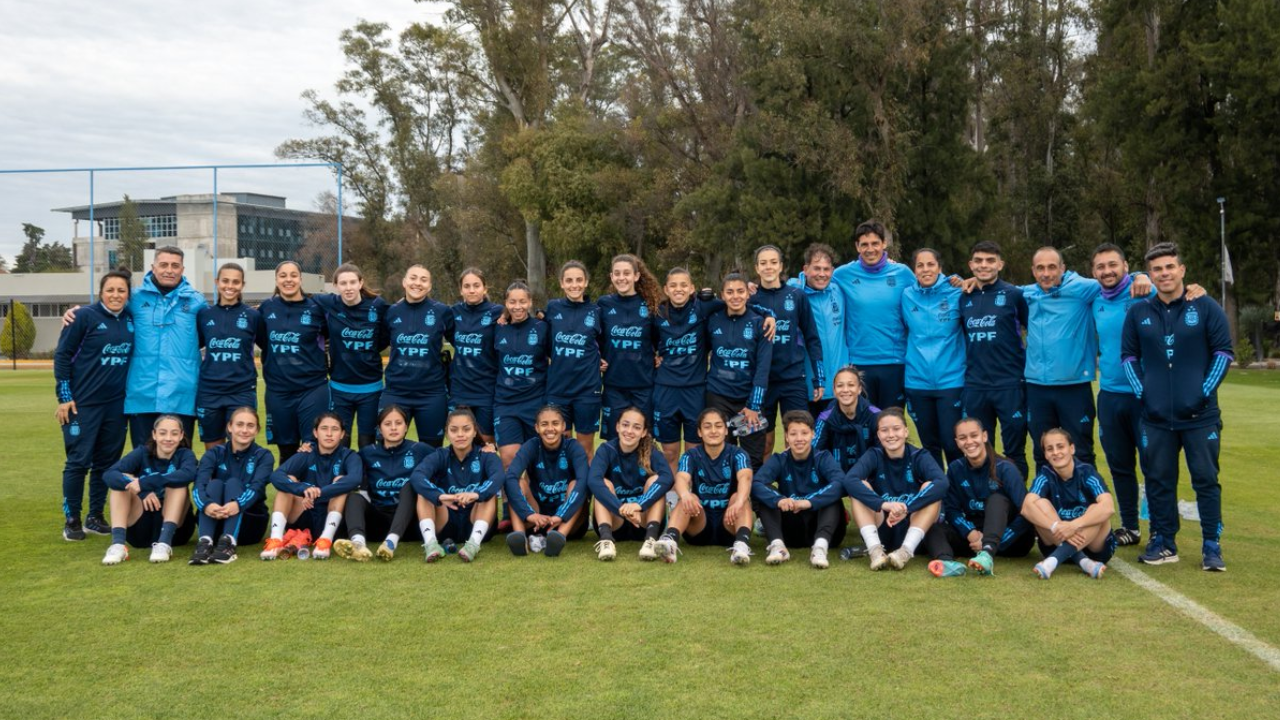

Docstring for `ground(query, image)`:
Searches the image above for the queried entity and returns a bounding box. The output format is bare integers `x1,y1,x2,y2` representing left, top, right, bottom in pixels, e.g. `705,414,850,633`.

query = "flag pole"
1217,197,1227,307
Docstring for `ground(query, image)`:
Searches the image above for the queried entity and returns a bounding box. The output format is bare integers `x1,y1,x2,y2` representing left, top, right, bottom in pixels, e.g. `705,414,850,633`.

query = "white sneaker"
638,537,659,561
594,539,617,561
654,536,679,563
729,541,752,566
149,542,173,563
765,540,790,565
887,547,913,570
529,534,547,554
868,544,888,571
810,544,830,569
102,543,128,565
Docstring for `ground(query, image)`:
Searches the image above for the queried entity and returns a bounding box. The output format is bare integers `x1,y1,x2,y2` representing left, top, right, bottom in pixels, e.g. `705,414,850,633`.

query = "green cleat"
929,559,968,578
459,539,482,563
423,539,446,563
967,550,994,576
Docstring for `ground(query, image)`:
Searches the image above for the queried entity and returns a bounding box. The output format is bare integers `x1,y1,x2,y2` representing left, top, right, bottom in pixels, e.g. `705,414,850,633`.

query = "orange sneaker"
260,536,288,561
277,529,300,559
286,529,313,557
313,537,333,560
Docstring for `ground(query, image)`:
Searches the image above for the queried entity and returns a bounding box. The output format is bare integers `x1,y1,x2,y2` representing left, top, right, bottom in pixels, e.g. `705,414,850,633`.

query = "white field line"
1112,558,1280,673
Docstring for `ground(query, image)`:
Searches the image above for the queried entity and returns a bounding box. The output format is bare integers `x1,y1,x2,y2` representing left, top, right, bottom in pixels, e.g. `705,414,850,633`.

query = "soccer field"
2,370,1279,718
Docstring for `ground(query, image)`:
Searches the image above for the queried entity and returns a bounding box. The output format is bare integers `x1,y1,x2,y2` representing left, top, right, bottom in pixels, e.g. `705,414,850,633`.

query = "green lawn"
2,370,1278,718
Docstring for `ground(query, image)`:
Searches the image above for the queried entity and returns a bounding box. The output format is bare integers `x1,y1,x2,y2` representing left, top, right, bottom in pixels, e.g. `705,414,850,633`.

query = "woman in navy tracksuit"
101,414,197,565
1022,428,1115,580
54,267,134,541
843,407,950,573
189,407,275,565
334,405,432,562
812,365,880,473
381,264,454,446
704,272,773,469
653,267,713,467
598,254,660,441
196,262,260,447
494,280,551,467
751,411,846,569
450,267,504,444
751,245,826,444
937,417,1034,578
544,261,604,461
313,263,388,448
502,405,593,557
411,407,504,563
901,248,965,468
262,411,362,560
257,261,329,463
588,407,674,561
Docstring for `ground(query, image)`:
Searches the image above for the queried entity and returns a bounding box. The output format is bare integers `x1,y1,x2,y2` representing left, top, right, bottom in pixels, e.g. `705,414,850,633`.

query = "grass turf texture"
2,370,1279,718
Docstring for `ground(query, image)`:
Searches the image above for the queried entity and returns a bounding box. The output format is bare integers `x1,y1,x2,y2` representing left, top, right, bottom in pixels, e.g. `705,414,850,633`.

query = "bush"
1236,338,1256,366
0,300,36,358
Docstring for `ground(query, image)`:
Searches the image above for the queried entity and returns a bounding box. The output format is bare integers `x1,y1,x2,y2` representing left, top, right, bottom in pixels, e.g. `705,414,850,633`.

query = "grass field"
2,370,1279,719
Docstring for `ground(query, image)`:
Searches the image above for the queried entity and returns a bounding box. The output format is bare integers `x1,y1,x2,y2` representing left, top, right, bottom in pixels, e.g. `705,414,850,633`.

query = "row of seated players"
100,402,1113,581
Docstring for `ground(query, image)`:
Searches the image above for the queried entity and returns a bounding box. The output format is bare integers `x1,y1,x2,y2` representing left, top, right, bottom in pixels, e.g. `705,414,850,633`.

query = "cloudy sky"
0,0,449,263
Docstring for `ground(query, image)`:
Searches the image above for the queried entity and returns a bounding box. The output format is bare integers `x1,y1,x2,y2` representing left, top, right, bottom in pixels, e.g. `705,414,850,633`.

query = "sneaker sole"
63,532,86,542
1033,564,1051,579
545,534,566,558
84,527,111,536
213,555,237,564
1202,563,1226,572
150,553,171,563
1138,555,1180,565
506,535,529,557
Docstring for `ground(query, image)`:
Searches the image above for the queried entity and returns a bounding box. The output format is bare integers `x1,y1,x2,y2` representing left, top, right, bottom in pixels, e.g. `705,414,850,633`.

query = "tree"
0,300,36,359
0,255,9,272
116,194,148,271
14,224,75,273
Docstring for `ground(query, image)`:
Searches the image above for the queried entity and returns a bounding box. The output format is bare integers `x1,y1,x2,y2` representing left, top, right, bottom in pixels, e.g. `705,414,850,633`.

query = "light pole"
1217,197,1226,307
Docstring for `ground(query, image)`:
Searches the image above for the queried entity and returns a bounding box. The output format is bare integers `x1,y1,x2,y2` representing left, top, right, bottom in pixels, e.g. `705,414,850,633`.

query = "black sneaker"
1137,535,1179,565
1114,527,1141,547
83,514,111,536
63,517,86,541
506,531,528,557
211,535,238,564
189,537,215,565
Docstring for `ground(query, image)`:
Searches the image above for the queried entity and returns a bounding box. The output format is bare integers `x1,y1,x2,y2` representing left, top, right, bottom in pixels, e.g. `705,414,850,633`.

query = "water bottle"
296,544,311,561
1139,486,1149,522
728,413,769,437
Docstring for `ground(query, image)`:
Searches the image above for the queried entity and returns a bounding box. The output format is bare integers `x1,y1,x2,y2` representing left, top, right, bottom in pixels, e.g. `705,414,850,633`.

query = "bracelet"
1051,521,1060,532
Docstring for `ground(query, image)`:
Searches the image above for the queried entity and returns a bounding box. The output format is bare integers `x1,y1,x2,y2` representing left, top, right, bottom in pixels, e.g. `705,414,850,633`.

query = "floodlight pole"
89,170,96,303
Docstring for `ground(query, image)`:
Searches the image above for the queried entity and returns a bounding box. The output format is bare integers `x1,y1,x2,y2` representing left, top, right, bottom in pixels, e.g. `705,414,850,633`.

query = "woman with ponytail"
586,407,673,562
597,254,660,442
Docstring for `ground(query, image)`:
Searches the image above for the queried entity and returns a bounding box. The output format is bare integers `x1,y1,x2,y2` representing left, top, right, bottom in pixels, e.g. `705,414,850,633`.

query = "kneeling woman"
812,365,880,473
843,408,949,572
502,405,592,557
101,415,197,565
587,407,673,562
936,418,1034,578
1022,428,1115,580
190,408,276,565
655,408,754,566
411,407,503,563
752,410,846,569
334,405,432,562
262,412,362,560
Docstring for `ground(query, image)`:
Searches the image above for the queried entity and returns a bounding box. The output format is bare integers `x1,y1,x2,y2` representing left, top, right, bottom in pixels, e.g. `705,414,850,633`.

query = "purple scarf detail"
859,255,889,273
1099,273,1132,301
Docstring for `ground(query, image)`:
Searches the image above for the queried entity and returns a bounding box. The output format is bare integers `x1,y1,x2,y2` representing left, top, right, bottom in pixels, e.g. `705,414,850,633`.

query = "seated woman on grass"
654,408,754,566
410,407,503,563
842,407,949,573
101,415,197,565
587,407,673,562
334,405,432,562
812,365,880,473
1022,428,1115,580
262,412,362,560
190,407,275,566
502,405,592,558
751,410,846,569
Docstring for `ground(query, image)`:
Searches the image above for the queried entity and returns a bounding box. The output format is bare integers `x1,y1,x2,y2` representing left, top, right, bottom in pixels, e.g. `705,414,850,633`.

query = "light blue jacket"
830,260,914,365
901,279,965,390
788,273,847,398
124,272,207,415
1092,276,1154,394
1022,271,1100,386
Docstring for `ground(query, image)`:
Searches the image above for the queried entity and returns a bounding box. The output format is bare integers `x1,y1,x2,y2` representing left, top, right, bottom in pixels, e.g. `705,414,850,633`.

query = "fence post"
8,299,14,371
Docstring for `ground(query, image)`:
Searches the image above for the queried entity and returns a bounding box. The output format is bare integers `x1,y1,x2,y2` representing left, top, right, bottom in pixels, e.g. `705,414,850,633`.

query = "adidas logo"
554,313,563,320
1142,318,1152,325
372,461,382,468
96,322,108,330
1208,432,1219,440
608,308,617,315
206,320,215,326
1079,415,1090,424
309,465,318,472
965,301,973,307
499,339,508,345
268,313,277,319
1012,411,1023,418
394,317,403,324
713,328,723,335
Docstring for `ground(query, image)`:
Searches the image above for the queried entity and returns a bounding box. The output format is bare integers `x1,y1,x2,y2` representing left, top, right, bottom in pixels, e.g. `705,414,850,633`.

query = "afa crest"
1185,306,1200,327
403,454,415,469
784,296,796,312
368,308,379,322
426,312,436,327
301,310,312,326
886,277,896,288
558,455,568,470
528,330,538,345
639,304,649,318
584,313,596,328
126,320,135,332
236,316,249,330
743,324,754,340
995,294,1007,307
481,314,493,327
470,459,481,474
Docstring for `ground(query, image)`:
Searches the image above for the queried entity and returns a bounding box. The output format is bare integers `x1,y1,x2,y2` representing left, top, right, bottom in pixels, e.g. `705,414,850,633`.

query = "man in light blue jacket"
788,243,847,418
124,247,206,445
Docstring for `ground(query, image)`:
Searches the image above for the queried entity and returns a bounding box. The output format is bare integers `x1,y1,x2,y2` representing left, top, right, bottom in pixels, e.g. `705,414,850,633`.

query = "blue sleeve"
586,446,622,516
237,451,275,508
270,453,312,496
53,311,90,403
1120,310,1144,397
750,317,772,412
143,448,198,493
798,293,825,388
476,453,504,501
255,307,269,353
635,450,674,511
320,452,364,500
1085,472,1111,503
904,452,949,512
503,442,537,521
943,466,976,536
802,452,845,509
192,451,217,511
841,452,885,511
104,448,144,491
998,461,1028,507
553,441,593,520
750,455,786,509
1202,300,1233,396
1027,473,1050,498
812,413,829,451
409,450,446,504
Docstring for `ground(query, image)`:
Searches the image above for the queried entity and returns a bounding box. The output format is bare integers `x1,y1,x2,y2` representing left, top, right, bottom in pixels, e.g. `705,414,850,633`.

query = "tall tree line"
279,0,1280,344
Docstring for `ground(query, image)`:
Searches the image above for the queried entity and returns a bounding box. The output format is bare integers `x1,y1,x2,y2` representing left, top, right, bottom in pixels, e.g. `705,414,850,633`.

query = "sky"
0,0,449,264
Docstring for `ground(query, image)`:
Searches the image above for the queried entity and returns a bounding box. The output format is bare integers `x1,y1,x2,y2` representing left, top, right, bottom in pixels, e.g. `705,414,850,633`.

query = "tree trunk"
525,217,547,300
